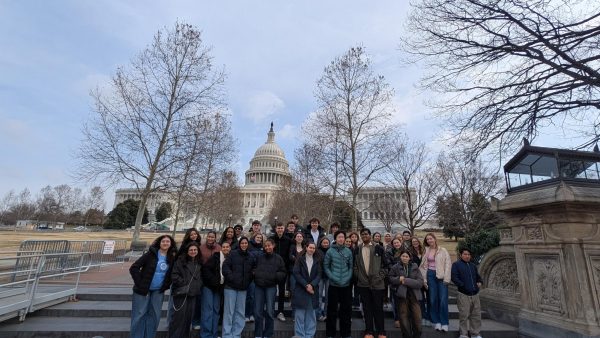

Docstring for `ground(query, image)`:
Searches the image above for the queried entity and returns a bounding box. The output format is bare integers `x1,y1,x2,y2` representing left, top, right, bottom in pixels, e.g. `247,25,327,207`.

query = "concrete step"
34,299,488,320
0,316,518,338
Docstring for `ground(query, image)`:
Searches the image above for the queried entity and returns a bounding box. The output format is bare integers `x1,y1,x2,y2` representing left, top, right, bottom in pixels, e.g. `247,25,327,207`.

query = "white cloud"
243,91,285,124
277,124,296,140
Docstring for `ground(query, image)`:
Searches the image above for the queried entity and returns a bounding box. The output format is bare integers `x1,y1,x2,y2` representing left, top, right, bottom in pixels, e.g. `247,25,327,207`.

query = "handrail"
0,251,91,323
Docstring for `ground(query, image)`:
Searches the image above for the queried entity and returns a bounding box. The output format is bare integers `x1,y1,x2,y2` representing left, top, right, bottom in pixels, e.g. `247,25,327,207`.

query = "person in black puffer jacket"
253,238,287,338
129,235,177,338
221,237,256,338
168,242,203,338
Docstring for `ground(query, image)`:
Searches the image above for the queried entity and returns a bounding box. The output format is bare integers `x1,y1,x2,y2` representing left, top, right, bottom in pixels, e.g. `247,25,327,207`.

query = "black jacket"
254,252,287,287
222,248,256,290
171,256,203,297
129,247,175,296
202,252,224,291
270,234,292,267
451,259,483,296
304,225,325,244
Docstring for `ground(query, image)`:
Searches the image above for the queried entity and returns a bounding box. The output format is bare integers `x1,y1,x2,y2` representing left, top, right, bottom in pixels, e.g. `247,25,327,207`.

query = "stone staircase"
0,287,518,338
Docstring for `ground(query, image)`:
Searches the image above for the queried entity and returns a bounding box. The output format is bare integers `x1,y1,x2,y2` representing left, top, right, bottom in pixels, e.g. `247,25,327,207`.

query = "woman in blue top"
129,234,177,338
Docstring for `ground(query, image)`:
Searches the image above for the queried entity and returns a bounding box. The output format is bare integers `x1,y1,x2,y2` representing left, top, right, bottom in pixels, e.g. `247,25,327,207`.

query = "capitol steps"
0,287,518,338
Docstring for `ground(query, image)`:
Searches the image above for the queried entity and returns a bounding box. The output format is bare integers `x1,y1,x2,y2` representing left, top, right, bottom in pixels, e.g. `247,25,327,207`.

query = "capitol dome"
244,123,291,186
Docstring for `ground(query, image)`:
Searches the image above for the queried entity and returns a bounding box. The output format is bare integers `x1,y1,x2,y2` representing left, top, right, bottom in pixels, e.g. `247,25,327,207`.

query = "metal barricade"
0,251,90,322
19,240,129,269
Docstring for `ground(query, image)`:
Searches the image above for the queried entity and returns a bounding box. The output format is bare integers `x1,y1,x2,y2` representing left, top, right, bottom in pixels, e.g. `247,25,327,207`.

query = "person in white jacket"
419,233,452,332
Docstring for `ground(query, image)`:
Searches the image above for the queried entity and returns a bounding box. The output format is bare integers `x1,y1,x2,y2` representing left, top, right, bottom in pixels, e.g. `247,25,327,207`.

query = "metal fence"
0,251,90,322
18,240,128,269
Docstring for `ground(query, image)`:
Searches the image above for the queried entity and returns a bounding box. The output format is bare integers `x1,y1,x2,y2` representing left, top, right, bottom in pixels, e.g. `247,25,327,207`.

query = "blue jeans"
222,288,246,338
294,307,316,338
245,281,255,317
254,285,276,338
131,290,164,338
427,269,449,325
318,278,329,317
201,287,221,338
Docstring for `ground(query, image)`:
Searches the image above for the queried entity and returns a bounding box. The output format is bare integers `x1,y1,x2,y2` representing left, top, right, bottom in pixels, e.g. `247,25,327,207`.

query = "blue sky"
0,1,572,208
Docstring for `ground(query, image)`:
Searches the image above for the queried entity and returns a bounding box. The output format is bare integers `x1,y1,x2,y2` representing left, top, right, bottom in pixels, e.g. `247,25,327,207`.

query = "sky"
0,1,573,209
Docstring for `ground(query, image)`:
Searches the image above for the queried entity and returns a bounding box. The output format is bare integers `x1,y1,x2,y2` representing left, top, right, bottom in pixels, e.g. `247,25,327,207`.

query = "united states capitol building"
114,123,412,231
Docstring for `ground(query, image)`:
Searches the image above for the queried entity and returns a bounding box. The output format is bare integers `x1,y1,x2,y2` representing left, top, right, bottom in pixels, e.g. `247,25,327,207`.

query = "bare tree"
435,151,504,237
382,138,439,233
307,46,398,230
188,112,236,229
402,0,600,155
83,186,105,226
0,190,16,225
77,22,226,243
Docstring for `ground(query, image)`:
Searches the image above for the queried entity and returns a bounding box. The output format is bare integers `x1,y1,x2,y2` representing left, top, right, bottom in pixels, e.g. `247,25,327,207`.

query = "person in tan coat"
419,233,452,332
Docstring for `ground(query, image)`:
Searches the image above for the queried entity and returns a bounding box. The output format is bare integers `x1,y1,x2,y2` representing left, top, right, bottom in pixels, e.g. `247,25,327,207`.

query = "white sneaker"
244,317,250,322
441,324,449,332
249,315,255,322
473,336,483,338
277,312,286,322
192,325,201,330
459,335,469,338
434,323,441,331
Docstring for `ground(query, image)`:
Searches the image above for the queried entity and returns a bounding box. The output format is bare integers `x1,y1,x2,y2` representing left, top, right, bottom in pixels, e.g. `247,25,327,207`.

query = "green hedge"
456,227,500,263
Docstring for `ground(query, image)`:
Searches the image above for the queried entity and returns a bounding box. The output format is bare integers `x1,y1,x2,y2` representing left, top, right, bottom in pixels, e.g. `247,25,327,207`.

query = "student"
169,242,203,338
219,226,238,249
451,248,483,338
419,233,452,332
304,217,325,244
324,231,353,338
385,237,403,327
288,231,305,321
325,222,340,243
354,228,387,338
253,238,287,338
372,232,382,246
317,237,331,321
409,236,428,326
129,235,177,338
389,250,423,338
292,242,322,338
269,222,292,322
168,228,201,328
201,241,230,338
221,237,256,338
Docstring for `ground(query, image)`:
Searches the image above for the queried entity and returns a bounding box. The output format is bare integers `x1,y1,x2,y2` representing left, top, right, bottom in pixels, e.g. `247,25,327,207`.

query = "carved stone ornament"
500,229,513,240
487,258,519,294
521,215,542,224
532,257,563,313
527,226,543,241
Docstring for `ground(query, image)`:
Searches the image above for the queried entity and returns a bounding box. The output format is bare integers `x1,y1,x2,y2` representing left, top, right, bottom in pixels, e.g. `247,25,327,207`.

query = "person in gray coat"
388,250,424,338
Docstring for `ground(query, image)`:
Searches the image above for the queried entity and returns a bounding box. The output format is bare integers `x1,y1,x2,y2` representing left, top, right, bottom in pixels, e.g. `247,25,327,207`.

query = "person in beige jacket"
419,233,452,332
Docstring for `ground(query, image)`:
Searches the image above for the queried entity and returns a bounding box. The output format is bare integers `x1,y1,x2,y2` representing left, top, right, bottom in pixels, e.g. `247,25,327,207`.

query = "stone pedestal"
481,182,600,338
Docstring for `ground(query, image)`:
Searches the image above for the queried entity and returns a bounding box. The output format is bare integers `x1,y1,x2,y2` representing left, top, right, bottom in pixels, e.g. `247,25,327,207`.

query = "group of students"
128,215,484,338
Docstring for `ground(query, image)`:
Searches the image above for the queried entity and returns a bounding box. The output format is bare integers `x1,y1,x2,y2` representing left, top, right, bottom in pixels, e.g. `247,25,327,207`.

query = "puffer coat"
323,243,353,287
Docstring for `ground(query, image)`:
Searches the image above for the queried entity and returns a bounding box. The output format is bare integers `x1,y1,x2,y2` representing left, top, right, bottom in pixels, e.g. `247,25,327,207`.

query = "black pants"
358,287,385,335
276,278,286,313
168,295,195,338
326,285,352,337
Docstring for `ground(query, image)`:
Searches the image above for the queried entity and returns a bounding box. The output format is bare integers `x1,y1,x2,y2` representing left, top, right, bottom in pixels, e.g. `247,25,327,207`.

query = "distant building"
239,123,291,228
113,188,172,215
347,187,411,233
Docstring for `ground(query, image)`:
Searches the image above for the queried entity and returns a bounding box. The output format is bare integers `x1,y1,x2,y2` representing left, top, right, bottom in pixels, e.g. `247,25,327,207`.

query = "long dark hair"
219,226,237,246
178,228,201,257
